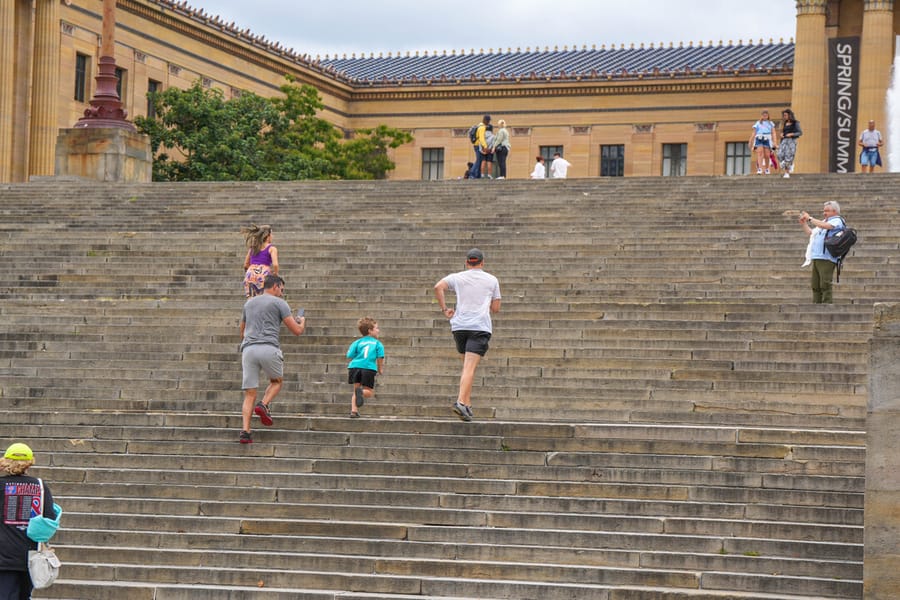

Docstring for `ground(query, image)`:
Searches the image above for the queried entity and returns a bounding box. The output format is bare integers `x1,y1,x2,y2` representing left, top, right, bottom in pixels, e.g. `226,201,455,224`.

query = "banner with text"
829,37,860,173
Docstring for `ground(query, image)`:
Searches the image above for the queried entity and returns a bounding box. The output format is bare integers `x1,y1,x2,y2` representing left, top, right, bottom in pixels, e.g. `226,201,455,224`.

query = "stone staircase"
1,174,893,599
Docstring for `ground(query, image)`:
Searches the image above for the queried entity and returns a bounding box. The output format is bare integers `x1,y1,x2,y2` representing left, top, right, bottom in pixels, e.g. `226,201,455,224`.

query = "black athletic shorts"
348,367,377,388
453,330,491,356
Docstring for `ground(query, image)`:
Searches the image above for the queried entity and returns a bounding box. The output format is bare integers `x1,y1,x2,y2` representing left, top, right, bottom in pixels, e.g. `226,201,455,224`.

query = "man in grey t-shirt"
434,248,501,422
239,275,305,443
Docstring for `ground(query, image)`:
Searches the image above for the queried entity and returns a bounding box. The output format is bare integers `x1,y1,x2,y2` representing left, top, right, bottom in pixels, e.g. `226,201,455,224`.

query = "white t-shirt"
550,157,571,178
441,268,501,333
530,162,546,179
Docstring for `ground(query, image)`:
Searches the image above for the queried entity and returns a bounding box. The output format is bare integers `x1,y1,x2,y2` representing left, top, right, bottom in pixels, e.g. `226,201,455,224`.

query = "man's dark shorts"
453,330,491,356
348,368,377,388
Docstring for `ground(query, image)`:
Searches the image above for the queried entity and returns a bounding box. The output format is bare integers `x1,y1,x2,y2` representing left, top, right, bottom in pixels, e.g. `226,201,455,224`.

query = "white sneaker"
764,169,770,175
756,168,762,175
496,176,505,180
783,172,790,178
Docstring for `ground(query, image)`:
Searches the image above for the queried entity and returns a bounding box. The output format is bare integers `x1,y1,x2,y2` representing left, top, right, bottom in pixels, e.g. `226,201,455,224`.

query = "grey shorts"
242,344,284,389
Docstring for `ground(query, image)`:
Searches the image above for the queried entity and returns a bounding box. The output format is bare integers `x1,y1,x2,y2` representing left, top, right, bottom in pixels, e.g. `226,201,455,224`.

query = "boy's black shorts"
453,330,491,356
348,368,377,388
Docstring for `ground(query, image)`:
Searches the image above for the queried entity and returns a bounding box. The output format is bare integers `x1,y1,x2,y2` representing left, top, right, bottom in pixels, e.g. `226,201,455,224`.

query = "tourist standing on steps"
798,201,844,304
549,152,571,178
346,316,385,418
480,124,495,179
492,120,510,179
469,115,491,179
530,156,546,179
434,248,501,422
858,120,884,173
749,110,778,175
239,275,305,443
241,224,279,298
1,443,60,599
777,109,802,178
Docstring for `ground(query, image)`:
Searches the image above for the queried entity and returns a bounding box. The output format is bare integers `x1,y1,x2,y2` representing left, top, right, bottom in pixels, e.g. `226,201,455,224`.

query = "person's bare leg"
241,388,257,432
457,352,482,408
260,377,283,406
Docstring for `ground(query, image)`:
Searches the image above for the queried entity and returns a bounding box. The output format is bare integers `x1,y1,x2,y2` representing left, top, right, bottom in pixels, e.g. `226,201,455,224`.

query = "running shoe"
254,402,273,426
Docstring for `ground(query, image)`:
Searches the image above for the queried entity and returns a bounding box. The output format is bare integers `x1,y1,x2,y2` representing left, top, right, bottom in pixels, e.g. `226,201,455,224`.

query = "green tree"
136,77,413,181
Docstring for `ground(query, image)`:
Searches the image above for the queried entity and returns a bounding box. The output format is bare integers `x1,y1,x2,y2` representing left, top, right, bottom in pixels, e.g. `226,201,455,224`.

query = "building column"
28,0,60,177
791,0,828,173
858,0,894,147
0,0,16,182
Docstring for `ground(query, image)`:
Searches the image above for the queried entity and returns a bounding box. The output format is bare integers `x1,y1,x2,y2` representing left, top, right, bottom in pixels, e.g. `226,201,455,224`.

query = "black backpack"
467,123,480,143
824,217,858,282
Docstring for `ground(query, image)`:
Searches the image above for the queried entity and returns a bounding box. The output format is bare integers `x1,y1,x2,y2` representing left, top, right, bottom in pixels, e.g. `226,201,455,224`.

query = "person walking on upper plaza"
492,119,511,179
1,443,60,599
749,110,778,175
480,124,496,179
798,201,845,304
777,108,802,178
530,156,546,179
433,248,501,422
469,115,491,179
549,152,572,178
346,316,385,418
241,224,279,298
239,274,306,443
858,120,884,173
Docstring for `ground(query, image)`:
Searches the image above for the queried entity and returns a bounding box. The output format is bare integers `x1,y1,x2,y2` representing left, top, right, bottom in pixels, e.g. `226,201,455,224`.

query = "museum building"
0,0,896,182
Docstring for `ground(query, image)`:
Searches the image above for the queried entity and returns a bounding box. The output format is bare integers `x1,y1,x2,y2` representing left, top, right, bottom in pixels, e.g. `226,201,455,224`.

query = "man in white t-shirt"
434,248,501,422
549,152,571,178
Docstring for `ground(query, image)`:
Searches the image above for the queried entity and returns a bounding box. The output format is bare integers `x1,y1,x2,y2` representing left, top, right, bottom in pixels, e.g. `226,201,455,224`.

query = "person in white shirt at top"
549,152,571,178
858,120,884,173
530,156,546,179
433,248,501,422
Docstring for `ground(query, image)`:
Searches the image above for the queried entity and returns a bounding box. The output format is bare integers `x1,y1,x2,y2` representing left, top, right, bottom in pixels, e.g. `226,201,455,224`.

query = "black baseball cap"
466,248,484,264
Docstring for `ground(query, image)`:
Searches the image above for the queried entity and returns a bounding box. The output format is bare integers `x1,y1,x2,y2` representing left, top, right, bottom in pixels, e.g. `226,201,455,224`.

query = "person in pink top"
241,224,279,297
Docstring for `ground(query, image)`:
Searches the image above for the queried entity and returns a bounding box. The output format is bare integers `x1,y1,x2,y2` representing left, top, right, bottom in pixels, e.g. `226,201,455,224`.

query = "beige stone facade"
0,0,897,182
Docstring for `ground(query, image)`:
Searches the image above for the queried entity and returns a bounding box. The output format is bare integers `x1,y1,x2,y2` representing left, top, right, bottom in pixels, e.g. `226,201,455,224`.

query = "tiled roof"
145,1,792,88
319,41,794,86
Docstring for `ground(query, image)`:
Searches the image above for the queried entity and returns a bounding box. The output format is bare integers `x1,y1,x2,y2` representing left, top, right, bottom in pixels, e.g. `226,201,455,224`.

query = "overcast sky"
200,0,798,58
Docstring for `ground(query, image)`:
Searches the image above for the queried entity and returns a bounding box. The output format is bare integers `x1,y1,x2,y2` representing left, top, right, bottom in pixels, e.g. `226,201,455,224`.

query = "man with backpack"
468,115,491,179
798,200,846,303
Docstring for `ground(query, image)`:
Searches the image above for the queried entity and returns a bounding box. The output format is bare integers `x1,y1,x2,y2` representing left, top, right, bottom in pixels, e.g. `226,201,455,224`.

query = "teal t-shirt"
346,336,385,371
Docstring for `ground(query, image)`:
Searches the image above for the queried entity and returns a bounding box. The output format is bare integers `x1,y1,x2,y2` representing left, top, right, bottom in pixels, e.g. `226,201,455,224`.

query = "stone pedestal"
865,302,900,598
55,128,152,183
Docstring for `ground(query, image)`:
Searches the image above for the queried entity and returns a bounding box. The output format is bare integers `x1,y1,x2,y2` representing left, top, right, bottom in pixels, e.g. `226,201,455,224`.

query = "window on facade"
421,148,444,180
115,67,127,101
600,144,625,177
725,142,752,175
74,54,89,102
539,145,562,178
662,143,687,176
147,80,161,119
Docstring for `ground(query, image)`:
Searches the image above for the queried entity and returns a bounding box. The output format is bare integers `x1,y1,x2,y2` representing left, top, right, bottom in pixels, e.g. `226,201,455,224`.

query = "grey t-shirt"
241,293,292,350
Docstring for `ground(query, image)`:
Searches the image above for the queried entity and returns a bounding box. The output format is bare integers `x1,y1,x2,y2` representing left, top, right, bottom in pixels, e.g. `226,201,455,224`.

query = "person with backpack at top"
798,201,845,303
468,115,491,179
749,110,778,175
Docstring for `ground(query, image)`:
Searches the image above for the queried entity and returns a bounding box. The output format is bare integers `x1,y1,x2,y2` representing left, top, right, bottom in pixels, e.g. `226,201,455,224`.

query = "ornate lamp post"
74,0,134,130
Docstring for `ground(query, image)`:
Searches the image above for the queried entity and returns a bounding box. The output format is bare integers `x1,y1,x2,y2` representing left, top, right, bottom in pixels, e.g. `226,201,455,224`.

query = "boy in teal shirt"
346,317,385,417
